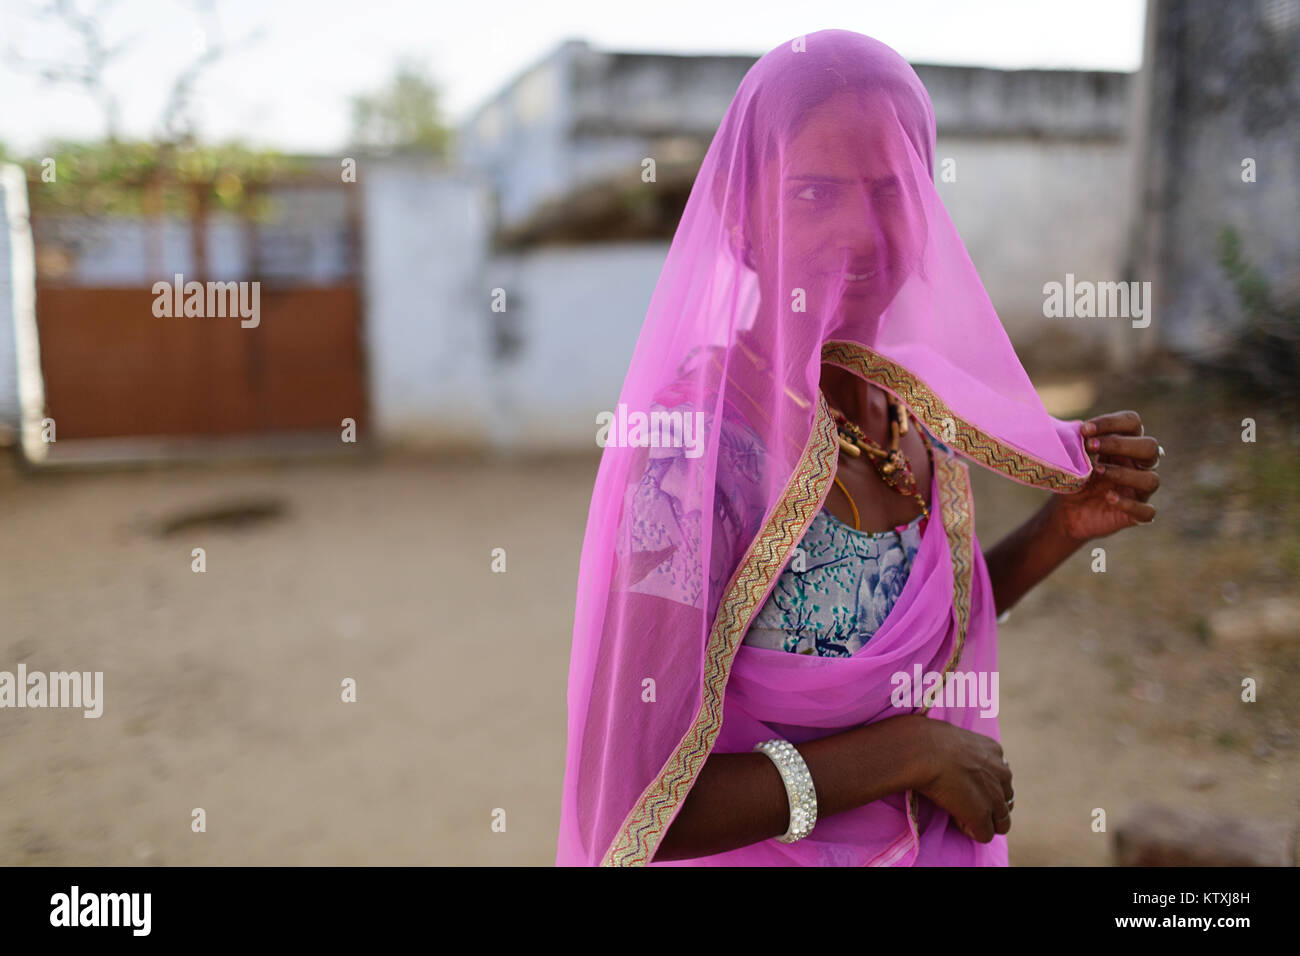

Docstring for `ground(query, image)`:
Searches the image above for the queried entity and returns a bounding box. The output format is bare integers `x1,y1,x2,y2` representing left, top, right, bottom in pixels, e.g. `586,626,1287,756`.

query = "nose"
828,183,885,269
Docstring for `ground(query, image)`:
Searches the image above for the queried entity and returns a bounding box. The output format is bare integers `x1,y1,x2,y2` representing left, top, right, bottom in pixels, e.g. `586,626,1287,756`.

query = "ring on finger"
1135,442,1163,470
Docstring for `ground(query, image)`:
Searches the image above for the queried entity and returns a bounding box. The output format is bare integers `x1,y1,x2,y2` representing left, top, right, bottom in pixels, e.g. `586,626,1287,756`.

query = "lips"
842,260,882,281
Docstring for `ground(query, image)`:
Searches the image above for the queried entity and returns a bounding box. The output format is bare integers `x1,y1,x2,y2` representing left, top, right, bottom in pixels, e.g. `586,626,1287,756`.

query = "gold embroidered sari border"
820,340,1088,493
928,454,975,701
904,453,976,848
600,392,840,866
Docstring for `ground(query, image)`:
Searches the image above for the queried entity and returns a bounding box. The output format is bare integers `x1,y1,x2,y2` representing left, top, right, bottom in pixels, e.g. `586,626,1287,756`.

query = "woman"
557,29,1160,866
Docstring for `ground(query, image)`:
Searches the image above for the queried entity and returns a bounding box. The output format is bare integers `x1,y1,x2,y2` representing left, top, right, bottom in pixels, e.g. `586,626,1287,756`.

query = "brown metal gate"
28,174,369,447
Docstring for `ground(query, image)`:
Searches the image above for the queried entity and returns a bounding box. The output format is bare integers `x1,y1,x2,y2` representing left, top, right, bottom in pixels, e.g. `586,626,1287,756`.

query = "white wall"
361,161,670,453
0,166,32,433
495,241,668,452
361,160,496,446
936,136,1135,361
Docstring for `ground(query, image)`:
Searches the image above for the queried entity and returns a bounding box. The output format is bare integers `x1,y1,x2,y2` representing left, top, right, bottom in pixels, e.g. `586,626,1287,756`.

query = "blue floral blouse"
617,389,945,658
744,507,925,657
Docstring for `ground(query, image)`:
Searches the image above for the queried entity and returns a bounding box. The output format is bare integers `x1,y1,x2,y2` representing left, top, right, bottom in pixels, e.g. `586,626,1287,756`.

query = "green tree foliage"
16,140,302,217
348,60,452,156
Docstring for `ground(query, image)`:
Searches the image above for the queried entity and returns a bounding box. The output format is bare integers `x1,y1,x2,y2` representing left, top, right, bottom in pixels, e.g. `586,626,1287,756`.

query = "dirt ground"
1,379,1296,865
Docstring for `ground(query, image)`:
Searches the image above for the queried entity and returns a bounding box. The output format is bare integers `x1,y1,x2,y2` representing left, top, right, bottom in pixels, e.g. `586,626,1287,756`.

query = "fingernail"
1095,462,1106,473
1087,438,1100,450
1106,491,1118,503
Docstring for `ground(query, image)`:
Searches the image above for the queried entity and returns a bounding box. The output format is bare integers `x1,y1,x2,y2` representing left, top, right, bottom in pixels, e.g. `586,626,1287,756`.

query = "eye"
794,183,832,202
873,178,902,198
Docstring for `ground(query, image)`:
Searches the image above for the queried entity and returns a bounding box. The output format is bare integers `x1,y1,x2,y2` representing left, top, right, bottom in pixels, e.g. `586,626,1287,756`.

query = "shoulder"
648,344,726,410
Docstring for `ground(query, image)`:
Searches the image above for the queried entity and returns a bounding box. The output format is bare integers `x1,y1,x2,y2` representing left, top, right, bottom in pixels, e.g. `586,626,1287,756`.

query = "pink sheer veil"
557,29,1092,866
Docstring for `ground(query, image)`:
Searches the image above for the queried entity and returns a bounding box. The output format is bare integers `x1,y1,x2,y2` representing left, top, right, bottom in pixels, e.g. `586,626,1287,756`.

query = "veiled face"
748,89,926,330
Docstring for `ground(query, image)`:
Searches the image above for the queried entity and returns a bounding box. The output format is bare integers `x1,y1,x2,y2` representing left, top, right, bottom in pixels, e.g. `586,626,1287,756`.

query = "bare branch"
157,0,264,142
5,0,126,138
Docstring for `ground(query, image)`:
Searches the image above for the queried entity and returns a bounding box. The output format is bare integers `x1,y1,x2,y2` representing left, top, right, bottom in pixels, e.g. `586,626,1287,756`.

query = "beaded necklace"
827,394,931,530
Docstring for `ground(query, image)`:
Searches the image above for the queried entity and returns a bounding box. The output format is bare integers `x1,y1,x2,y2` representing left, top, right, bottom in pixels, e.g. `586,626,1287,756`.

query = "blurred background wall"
0,169,23,435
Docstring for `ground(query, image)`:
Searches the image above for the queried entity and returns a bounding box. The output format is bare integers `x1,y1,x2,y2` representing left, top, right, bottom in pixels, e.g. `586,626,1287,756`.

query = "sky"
0,0,1147,154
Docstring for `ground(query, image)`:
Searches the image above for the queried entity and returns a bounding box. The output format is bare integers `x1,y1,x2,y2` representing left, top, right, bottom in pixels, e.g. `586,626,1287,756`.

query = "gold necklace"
706,341,929,528
827,396,931,529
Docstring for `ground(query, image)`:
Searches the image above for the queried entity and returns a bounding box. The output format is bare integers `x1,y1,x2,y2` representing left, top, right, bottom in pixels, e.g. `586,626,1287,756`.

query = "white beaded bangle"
753,738,818,843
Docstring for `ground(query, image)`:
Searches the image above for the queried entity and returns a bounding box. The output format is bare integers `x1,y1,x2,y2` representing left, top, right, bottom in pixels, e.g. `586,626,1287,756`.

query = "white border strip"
1,164,47,463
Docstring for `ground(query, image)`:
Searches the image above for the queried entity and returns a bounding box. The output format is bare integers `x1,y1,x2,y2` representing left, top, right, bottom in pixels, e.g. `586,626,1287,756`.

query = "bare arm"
655,715,929,860
654,712,1013,861
983,411,1162,617
982,498,1082,617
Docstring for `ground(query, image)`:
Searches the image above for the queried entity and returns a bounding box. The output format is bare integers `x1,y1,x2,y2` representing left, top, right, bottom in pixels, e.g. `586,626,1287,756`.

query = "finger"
1110,495,1156,524
1094,462,1160,496
1097,455,1147,492
1082,411,1142,438
977,776,1009,842
1096,455,1138,472
1087,434,1158,464
994,809,1012,835
957,797,996,843
991,751,1013,787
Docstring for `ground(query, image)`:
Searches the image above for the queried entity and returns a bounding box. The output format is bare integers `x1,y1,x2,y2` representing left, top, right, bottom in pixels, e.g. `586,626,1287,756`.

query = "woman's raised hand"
1049,410,1162,542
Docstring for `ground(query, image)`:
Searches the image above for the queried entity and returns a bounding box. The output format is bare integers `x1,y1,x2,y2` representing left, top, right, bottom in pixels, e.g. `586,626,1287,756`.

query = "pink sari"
557,30,1093,866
